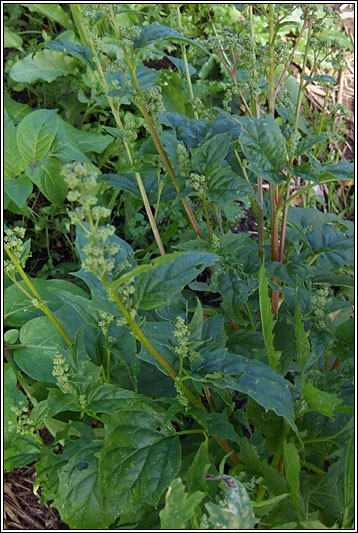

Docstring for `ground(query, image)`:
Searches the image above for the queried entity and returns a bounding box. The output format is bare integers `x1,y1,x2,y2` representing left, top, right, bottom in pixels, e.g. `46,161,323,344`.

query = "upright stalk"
249,5,265,262
176,4,199,119
268,5,280,315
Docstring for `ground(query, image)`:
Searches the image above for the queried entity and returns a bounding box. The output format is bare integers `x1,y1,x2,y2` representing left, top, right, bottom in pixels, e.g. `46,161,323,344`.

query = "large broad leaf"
100,171,176,204
13,316,70,382
206,166,253,206
17,109,59,164
287,207,354,268
158,112,208,150
26,157,67,206
236,114,287,184
10,50,77,83
53,440,115,529
98,402,181,515
191,132,232,174
4,92,31,123
56,119,113,154
122,251,217,310
4,277,88,327
192,348,297,432
47,39,93,65
160,478,204,529
309,462,344,521
4,115,27,178
134,22,208,53
205,475,257,529
5,176,33,208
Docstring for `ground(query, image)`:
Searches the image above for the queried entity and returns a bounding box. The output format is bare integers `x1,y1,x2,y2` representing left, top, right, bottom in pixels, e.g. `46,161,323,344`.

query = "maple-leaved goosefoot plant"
4,3,354,530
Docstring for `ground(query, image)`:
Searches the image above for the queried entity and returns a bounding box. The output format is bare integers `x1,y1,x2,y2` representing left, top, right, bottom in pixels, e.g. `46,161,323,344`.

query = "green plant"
4,4,354,529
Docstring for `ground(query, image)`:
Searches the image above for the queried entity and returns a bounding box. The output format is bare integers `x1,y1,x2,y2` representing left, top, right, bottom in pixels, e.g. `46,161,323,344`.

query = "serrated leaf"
205,475,257,529
53,440,115,529
160,478,204,529
10,50,77,83
187,439,212,496
17,109,58,164
302,381,342,417
237,114,287,184
259,264,281,370
98,402,181,515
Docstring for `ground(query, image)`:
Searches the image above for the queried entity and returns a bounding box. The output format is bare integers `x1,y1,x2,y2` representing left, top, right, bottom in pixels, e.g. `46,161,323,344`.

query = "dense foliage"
4,4,354,530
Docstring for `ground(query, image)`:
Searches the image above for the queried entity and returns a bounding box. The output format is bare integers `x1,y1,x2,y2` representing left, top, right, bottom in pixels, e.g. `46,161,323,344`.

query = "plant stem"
294,23,312,134
5,247,72,346
176,4,199,119
202,193,213,244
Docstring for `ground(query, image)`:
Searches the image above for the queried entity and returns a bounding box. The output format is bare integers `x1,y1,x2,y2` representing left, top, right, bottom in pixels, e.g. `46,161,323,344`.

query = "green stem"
202,193,213,245
300,460,325,475
294,23,312,134
70,4,91,46
5,247,72,346
176,5,198,119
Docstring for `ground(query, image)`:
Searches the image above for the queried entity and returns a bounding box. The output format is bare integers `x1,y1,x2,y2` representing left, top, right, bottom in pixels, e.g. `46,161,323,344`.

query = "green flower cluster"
186,173,207,194
52,352,71,393
4,227,27,275
62,162,120,278
9,401,35,436
177,144,190,178
173,316,198,363
311,288,329,330
98,311,114,336
134,86,165,121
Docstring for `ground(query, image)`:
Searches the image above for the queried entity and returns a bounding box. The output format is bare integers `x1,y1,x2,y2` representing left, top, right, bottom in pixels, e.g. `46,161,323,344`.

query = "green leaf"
186,439,213,496
4,329,19,344
17,109,59,164
14,316,69,382
246,398,283,456
98,402,181,515
4,92,31,123
283,440,301,514
191,132,232,172
205,475,257,529
296,135,328,156
302,381,342,417
259,264,281,370
4,116,27,178
344,430,354,511
56,119,113,154
135,23,208,54
4,25,23,50
26,157,67,206
134,252,217,310
193,348,297,432
85,384,143,415
238,439,287,496
22,4,73,29
53,440,115,529
318,160,354,181
4,277,88,327
47,39,93,65
237,114,287,184
4,365,42,471
309,463,344,521
160,478,205,529
10,50,77,83
5,176,33,208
